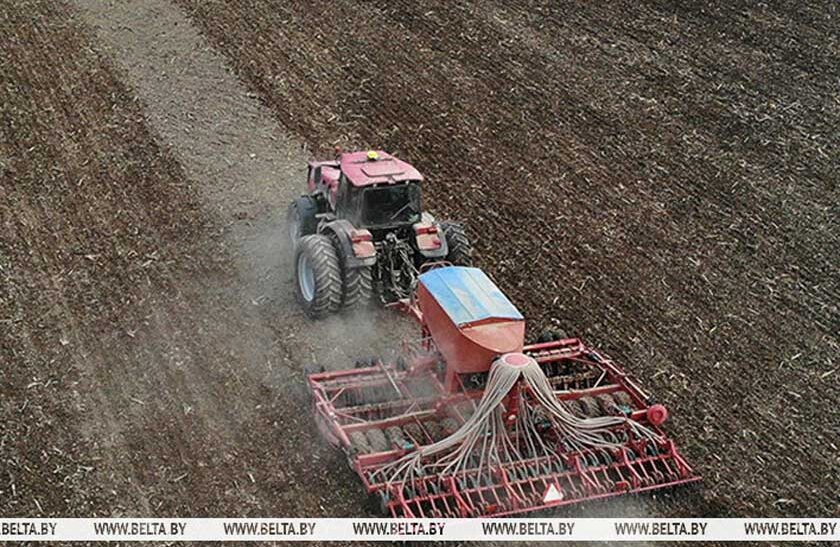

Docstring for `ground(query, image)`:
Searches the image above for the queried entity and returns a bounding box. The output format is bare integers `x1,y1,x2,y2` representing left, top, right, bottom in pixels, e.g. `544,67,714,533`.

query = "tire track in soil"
63,0,412,519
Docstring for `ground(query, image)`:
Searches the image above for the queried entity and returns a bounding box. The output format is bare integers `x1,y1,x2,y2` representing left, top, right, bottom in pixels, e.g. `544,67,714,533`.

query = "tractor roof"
419,267,524,326
340,151,423,187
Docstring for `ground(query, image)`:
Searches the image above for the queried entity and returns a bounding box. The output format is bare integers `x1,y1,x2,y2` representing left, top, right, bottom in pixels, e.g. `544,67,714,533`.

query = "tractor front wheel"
440,221,473,266
287,196,320,247
295,234,342,318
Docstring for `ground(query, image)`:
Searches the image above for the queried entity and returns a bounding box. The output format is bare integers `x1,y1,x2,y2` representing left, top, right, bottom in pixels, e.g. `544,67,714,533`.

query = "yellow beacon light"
367,150,379,161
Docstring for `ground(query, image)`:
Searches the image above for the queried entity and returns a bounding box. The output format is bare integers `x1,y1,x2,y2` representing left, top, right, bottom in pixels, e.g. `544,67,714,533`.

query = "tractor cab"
335,151,424,230
338,180,422,229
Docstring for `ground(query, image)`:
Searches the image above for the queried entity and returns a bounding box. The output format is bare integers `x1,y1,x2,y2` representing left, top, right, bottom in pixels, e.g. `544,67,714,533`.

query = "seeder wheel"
386,426,410,449
578,396,601,417
596,393,618,415
349,431,371,455
366,429,390,453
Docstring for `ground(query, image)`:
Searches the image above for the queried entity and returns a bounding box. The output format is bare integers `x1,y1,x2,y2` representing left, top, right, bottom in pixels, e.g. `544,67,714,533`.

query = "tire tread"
295,234,342,318
440,221,473,266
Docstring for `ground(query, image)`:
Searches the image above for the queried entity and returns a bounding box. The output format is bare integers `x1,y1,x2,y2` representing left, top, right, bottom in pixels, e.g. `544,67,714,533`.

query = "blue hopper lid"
418,267,523,326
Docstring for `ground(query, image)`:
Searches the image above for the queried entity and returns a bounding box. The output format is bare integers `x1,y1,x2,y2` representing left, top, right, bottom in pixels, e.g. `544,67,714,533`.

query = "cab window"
362,184,421,226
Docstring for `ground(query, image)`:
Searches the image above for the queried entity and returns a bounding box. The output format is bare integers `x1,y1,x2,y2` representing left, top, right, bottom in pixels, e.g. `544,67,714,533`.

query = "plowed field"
176,0,839,517
1,0,837,536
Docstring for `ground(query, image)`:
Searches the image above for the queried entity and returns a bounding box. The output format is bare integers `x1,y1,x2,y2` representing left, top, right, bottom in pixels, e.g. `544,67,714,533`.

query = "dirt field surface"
2,0,409,530
1,0,838,537
175,0,839,518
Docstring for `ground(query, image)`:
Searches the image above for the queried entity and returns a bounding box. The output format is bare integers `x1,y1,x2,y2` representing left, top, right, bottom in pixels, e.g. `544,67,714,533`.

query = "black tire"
564,399,585,418
343,265,374,309
386,426,408,449
403,423,423,446
596,393,618,415
349,431,371,455
440,221,473,266
423,420,444,443
537,329,569,343
327,232,374,310
366,429,389,453
613,391,635,416
294,234,342,318
614,391,634,409
440,417,459,437
578,396,601,418
287,196,320,246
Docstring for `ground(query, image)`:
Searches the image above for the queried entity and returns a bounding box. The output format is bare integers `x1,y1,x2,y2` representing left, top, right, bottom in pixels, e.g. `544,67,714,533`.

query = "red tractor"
288,150,473,318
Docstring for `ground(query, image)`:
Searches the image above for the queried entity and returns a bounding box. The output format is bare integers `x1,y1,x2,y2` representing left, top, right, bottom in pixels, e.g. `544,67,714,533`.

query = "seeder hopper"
307,266,700,517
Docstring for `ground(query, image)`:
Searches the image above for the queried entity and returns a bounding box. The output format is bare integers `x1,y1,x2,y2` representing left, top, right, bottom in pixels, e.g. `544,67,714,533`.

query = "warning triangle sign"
543,483,563,503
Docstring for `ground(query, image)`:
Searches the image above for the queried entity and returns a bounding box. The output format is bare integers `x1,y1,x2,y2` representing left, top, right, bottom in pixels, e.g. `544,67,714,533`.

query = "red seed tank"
416,267,525,390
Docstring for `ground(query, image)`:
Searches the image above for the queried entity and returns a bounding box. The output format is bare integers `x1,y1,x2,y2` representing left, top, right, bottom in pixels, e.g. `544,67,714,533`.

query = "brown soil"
170,0,839,518
1,0,837,539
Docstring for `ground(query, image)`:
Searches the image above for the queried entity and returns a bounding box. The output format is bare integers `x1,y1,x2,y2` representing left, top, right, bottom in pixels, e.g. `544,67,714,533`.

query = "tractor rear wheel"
440,221,473,266
294,234,342,318
328,233,374,311
343,266,374,310
338,257,374,311
287,196,320,246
